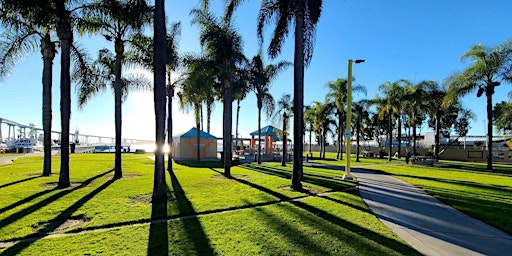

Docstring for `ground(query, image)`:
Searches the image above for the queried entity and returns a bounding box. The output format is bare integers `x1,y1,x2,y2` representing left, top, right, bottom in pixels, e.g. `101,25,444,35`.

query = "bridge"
0,117,154,146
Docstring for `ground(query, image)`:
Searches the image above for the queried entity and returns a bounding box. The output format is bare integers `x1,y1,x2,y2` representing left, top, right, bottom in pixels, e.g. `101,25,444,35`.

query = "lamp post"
342,59,364,180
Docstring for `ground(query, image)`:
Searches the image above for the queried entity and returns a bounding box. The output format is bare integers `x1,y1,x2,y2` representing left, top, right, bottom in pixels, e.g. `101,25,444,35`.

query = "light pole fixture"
343,59,365,180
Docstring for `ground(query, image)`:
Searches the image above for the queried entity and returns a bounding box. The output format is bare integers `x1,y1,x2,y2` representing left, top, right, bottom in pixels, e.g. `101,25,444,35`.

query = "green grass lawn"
0,154,420,255
308,153,512,234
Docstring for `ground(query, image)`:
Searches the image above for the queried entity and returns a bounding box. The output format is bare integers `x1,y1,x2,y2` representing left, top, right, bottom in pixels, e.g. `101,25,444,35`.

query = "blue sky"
1,0,511,141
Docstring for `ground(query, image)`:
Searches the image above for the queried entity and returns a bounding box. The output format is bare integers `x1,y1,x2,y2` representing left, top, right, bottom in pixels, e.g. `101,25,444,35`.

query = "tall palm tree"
258,0,323,190
445,40,512,170
248,53,290,164
1,0,93,188
152,0,166,203
273,94,293,166
191,3,245,177
0,11,56,176
81,0,153,179
325,78,366,160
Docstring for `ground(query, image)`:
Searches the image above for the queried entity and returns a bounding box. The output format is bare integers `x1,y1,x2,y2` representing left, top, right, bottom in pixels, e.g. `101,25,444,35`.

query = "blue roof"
175,127,217,139
250,125,284,141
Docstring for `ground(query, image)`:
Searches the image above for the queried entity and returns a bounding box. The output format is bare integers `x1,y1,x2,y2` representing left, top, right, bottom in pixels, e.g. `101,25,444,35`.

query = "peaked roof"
174,127,217,139
250,125,284,141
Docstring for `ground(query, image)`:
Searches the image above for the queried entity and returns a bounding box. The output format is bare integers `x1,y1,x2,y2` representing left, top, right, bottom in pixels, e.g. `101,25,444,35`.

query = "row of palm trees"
304,37,512,172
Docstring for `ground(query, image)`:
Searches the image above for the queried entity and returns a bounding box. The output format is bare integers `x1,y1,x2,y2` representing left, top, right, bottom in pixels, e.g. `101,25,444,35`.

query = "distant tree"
445,39,512,170
353,100,369,162
273,94,293,166
310,100,335,159
493,100,512,135
258,0,324,190
82,0,153,179
191,2,245,177
325,78,366,160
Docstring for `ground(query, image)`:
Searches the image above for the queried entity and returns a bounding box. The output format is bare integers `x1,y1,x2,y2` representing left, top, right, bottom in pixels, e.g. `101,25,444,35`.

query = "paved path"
352,168,512,256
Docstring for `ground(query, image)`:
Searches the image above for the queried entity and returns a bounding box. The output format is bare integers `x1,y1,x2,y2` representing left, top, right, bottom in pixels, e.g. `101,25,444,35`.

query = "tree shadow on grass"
1,175,116,255
147,193,168,256
0,169,114,234
219,169,420,255
168,170,214,255
0,175,42,189
240,163,350,191
0,187,59,213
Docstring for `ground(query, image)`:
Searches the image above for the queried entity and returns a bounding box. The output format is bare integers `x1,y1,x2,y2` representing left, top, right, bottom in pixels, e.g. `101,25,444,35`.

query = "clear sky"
1,0,511,142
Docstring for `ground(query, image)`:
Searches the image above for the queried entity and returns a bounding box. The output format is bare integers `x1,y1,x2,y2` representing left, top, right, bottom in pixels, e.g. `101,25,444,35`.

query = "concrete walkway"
352,168,512,256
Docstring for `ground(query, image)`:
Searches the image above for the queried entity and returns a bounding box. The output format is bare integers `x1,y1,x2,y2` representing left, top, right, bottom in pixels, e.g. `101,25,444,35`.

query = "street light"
343,59,365,180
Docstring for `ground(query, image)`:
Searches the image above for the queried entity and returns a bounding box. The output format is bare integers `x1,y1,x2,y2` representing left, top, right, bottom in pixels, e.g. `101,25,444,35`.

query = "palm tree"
445,40,512,170
165,22,182,170
273,94,293,166
258,0,323,190
81,0,153,179
152,0,166,203
325,78,366,160
402,81,429,156
304,104,314,157
178,58,213,162
233,67,250,156
1,1,94,187
0,11,56,176
191,3,245,177
309,100,335,159
77,48,151,116
353,100,369,162
248,53,290,164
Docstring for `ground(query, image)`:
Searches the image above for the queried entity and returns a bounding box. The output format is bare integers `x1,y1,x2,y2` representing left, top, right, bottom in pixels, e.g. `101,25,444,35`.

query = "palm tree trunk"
486,92,493,170
434,113,440,160
235,99,241,156
41,33,55,176
388,112,393,161
195,105,201,163
356,116,360,162
337,112,342,160
200,106,204,131
281,115,287,166
152,0,167,203
57,1,72,188
257,100,262,164
207,100,212,133
166,73,173,171
223,78,233,177
397,115,402,158
291,4,305,190
308,124,312,157
113,40,124,180
412,111,417,156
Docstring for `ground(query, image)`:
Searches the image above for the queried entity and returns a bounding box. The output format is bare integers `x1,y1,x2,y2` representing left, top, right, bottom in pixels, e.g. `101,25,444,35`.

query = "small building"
172,127,217,160
249,125,286,155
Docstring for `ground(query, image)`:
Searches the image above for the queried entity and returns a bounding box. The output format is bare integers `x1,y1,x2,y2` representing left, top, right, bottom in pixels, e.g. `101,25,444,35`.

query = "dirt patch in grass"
129,193,177,204
39,182,83,189
278,185,323,195
211,174,248,180
32,214,91,233
104,173,142,179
